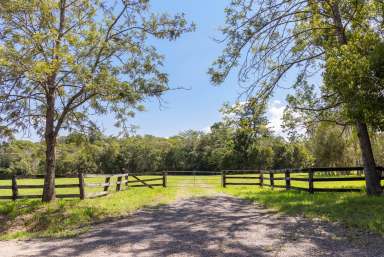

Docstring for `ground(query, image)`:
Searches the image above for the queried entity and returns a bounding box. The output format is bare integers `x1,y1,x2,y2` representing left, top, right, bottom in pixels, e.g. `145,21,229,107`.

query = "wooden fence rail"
222,166,384,193
0,174,82,200
0,171,168,201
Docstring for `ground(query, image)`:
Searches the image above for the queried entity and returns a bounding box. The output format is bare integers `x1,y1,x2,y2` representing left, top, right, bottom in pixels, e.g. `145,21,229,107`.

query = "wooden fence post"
285,170,291,191
308,169,314,194
163,171,167,188
125,174,129,188
12,175,18,201
269,172,274,189
221,171,226,188
104,176,111,192
260,172,263,187
78,173,85,200
116,176,122,191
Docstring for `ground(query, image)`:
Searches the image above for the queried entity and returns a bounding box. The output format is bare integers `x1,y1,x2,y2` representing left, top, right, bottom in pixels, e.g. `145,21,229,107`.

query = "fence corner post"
163,171,167,188
78,173,85,200
221,170,226,188
260,171,263,187
11,175,18,201
308,168,314,194
285,169,291,191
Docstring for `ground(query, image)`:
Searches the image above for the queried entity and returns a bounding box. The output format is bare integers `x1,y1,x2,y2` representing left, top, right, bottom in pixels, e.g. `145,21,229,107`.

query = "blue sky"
17,0,291,141
96,0,290,138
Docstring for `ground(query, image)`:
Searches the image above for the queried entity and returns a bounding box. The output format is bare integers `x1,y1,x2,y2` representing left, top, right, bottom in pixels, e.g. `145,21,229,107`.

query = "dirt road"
1,195,383,257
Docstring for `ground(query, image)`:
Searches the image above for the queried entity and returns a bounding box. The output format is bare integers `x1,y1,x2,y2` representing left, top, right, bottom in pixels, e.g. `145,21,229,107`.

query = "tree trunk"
330,2,382,195
356,121,382,195
42,91,57,202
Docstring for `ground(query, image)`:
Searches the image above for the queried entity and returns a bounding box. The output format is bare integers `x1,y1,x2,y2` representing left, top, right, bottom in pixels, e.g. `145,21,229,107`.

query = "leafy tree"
211,0,384,195
221,98,270,168
118,135,169,173
372,132,384,167
309,124,349,167
271,137,313,169
0,0,194,201
205,122,234,170
0,140,43,175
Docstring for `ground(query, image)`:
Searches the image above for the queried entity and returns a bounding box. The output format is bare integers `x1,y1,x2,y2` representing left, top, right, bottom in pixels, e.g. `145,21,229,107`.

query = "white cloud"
267,100,286,137
202,126,211,133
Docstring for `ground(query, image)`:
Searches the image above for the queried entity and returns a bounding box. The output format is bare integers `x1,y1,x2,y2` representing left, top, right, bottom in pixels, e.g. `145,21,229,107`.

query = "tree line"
1,0,384,200
2,104,384,176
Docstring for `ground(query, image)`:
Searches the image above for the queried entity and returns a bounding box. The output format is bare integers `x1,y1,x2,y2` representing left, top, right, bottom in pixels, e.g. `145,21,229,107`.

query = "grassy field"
225,172,384,190
223,173,384,234
1,174,384,239
222,186,384,235
0,175,219,240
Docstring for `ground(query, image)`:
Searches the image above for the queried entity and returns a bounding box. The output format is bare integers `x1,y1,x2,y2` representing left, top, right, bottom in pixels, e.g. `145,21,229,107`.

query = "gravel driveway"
1,195,383,257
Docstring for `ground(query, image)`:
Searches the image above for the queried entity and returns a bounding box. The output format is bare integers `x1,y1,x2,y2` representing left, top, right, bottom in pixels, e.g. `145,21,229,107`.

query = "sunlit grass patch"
223,186,384,235
0,176,219,239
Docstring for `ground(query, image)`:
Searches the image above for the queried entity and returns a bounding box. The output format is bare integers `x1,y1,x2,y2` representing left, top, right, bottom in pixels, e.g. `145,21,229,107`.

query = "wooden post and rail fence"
221,166,384,193
1,166,383,200
0,171,167,201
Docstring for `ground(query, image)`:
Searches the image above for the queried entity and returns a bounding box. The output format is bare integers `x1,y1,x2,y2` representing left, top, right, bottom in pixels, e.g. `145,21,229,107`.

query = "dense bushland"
1,123,383,176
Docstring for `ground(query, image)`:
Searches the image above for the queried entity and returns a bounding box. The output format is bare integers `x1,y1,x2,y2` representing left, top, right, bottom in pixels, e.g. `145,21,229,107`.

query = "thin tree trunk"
356,121,382,195
42,91,56,202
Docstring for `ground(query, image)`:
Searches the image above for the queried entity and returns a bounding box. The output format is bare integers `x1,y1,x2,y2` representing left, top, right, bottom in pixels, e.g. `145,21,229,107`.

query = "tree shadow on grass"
0,199,43,234
7,195,384,257
0,199,103,237
233,189,384,234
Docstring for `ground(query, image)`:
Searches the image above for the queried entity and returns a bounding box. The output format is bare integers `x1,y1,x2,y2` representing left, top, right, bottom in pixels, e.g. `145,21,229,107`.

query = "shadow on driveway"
1,195,384,257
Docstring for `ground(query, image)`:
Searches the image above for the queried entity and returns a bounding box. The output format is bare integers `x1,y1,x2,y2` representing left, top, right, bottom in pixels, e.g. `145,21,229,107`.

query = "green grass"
226,172,379,189
1,174,384,240
223,173,384,234
0,177,115,197
222,185,384,235
0,175,218,240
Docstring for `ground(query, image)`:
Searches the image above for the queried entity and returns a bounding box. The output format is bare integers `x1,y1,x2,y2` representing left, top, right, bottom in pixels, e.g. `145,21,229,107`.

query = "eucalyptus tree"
221,98,270,168
0,0,194,201
210,0,384,195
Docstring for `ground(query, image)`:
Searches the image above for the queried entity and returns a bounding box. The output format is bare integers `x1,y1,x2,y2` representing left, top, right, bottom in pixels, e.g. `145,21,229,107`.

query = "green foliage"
0,132,312,176
0,141,43,175
278,1,384,130
4,124,384,176
309,124,352,167
211,0,384,128
211,1,384,194
0,0,194,137
0,0,195,200
220,99,272,168
323,30,384,128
